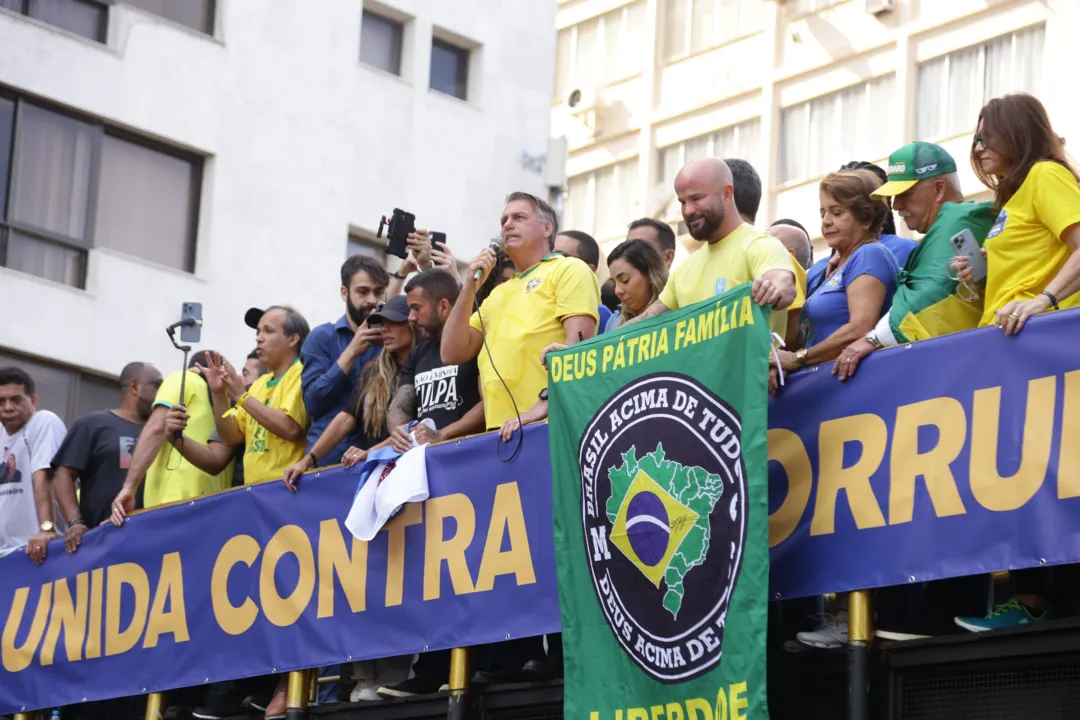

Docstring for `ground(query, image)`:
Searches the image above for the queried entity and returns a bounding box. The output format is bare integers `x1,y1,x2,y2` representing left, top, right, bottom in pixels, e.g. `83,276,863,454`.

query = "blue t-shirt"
801,243,899,347
880,233,917,269
598,304,613,334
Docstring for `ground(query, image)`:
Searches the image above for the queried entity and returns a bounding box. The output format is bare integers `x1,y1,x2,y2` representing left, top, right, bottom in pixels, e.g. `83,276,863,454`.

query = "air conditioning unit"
566,85,606,117
866,0,895,15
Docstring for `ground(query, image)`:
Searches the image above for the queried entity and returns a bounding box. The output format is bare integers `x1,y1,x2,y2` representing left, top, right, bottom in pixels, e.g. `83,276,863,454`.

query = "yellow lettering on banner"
685,698,713,720
424,495,477,600
714,685,728,720
655,328,669,357
476,483,536,591
1058,370,1080,499
317,519,367,618
105,563,149,656
86,567,103,659
3,584,52,672
41,573,88,665
628,709,648,720
665,702,685,720
683,317,698,347
602,344,615,373
211,534,260,635
696,311,713,344
674,321,687,350
260,525,315,627
613,341,626,371
550,355,562,383
586,348,598,377
385,503,422,607
767,429,813,547
812,414,887,535
729,682,748,720
739,296,754,327
889,398,967,525
971,377,1054,511
650,705,665,720
626,337,641,367
143,552,189,648
638,334,652,364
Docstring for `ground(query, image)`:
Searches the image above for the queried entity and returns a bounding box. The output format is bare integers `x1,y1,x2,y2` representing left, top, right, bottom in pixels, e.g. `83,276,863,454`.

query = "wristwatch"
794,349,808,368
391,271,408,280
40,521,55,533
865,330,884,350
539,388,549,402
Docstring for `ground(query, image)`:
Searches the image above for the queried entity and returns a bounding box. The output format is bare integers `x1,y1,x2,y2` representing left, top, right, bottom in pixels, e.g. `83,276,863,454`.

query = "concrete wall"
0,0,557,379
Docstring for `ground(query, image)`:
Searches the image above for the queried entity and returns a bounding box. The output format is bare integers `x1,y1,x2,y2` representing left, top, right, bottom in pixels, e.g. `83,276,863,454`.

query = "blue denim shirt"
300,315,379,466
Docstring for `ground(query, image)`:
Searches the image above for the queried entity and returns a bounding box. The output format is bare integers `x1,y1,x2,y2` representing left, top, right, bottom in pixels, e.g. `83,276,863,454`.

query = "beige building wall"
551,0,1075,271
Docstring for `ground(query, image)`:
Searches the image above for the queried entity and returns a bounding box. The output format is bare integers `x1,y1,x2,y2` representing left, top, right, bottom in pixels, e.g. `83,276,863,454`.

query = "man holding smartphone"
833,142,997,381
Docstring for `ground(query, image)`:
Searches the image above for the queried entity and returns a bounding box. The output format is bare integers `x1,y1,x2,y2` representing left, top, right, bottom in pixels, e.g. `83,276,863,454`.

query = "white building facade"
0,0,557,423
552,0,1077,272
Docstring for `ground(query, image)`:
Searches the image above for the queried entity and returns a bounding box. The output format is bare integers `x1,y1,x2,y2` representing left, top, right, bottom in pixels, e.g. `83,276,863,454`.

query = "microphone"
474,237,505,281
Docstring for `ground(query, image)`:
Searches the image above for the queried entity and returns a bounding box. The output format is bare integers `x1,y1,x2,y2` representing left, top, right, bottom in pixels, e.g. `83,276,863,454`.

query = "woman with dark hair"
773,170,899,378
954,92,1080,335
604,239,669,333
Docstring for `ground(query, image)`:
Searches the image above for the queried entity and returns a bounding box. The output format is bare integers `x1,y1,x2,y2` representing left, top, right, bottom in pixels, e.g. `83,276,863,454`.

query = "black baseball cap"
244,307,265,330
367,295,410,324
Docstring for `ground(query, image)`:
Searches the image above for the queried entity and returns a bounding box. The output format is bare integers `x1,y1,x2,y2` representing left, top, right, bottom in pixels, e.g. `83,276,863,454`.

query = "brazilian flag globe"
548,283,771,719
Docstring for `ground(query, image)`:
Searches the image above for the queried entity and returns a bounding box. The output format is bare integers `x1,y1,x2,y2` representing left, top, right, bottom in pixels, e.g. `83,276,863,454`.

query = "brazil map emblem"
578,373,748,683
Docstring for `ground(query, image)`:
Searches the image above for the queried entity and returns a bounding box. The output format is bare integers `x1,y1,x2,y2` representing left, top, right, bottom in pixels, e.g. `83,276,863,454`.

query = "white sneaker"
350,685,382,703
796,611,849,649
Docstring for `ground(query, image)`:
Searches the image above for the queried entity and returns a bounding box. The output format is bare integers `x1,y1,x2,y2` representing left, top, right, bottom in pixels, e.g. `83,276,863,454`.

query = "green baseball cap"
872,142,958,197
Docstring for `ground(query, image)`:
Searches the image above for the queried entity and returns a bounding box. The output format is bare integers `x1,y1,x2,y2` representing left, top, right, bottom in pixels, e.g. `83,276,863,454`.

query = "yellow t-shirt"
231,361,310,485
980,161,1080,326
145,370,234,508
790,259,808,313
470,254,599,429
658,223,796,337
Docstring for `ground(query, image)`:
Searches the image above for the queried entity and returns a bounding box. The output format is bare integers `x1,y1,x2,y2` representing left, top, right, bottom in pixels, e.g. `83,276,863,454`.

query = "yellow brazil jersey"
789,258,808,313
658,223,797,338
470,254,599,430
980,161,1080,326
145,370,234,508
231,360,310,485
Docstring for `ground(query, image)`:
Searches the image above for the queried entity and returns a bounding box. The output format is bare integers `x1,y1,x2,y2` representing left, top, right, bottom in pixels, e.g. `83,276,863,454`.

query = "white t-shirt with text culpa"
0,411,67,557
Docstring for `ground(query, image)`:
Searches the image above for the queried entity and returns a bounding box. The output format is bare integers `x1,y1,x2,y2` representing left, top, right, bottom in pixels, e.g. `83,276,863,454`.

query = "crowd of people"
2,91,1079,718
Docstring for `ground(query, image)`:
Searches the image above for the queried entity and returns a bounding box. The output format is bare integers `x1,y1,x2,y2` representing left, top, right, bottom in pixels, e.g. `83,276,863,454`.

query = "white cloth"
344,420,434,542
0,411,67,557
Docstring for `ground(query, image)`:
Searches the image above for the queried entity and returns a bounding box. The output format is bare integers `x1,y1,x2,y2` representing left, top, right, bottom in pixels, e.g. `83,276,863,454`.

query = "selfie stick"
166,318,201,439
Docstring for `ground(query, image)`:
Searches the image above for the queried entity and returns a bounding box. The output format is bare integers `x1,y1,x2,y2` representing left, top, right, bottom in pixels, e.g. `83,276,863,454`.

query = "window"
0,0,107,42
662,0,763,61
779,75,896,184
123,0,214,34
915,26,1044,142
347,233,387,266
0,95,203,287
430,38,469,100
655,119,762,193
562,158,639,240
360,10,403,75
0,349,117,426
782,0,844,18
554,2,645,103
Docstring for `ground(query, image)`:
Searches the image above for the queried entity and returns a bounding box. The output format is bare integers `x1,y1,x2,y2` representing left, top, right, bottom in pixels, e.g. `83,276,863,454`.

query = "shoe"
954,598,1046,632
191,708,236,720
874,625,932,642
470,669,521,687
241,695,269,713
263,685,287,720
796,611,848,649
350,684,383,703
439,684,450,692
377,677,447,699
521,659,563,682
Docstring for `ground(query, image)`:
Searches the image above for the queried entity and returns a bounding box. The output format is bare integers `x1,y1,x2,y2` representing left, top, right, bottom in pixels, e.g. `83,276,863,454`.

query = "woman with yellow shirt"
954,93,1080,335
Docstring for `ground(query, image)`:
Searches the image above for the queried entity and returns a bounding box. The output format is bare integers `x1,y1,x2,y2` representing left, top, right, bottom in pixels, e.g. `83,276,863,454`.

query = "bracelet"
391,271,408,280
307,452,318,468
1041,290,1060,310
235,391,251,408
69,516,87,528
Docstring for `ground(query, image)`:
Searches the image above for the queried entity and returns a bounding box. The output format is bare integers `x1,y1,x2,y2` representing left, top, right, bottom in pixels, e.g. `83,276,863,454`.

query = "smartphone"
367,301,385,328
950,229,986,283
180,302,202,343
430,231,447,248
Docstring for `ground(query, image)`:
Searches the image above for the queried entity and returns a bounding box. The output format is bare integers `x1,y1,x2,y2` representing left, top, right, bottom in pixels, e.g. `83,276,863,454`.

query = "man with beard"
301,255,390,466
53,362,162,544
625,158,796,337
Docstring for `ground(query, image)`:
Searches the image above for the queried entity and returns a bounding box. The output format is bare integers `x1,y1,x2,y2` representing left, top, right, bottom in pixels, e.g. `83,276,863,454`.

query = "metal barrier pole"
144,691,167,719
286,670,310,720
848,590,873,720
13,713,33,720
447,647,470,720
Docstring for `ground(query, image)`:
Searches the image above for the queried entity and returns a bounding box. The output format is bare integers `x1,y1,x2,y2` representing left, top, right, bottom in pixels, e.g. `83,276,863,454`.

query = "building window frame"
0,347,118,427
0,89,204,288
0,0,109,43
347,230,388,267
661,0,764,64
563,157,640,241
555,1,646,105
429,36,470,101
360,8,405,76
120,0,216,35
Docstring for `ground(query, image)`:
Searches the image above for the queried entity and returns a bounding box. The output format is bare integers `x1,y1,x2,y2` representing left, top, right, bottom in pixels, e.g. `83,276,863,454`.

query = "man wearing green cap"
833,142,997,381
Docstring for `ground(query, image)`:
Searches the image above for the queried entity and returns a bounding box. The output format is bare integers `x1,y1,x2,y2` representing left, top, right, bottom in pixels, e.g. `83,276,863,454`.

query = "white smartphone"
950,229,986,283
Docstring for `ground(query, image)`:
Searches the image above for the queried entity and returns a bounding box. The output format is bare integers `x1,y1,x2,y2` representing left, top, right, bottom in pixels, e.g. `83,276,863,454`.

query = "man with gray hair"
833,142,997,381
442,191,599,432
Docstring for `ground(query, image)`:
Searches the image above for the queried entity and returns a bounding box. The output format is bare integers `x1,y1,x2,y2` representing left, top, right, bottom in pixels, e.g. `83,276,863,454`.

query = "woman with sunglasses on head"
953,93,1080,335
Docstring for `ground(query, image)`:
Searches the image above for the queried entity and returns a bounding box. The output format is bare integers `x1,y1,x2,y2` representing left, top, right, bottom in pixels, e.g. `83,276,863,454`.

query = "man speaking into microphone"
442,191,599,431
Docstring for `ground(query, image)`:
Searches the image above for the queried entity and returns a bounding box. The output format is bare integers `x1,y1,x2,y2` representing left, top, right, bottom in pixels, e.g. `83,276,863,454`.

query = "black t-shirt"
51,410,144,528
401,338,481,430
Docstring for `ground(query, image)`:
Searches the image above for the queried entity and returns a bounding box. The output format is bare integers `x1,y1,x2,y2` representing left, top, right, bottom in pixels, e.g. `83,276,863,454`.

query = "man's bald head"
768,223,812,270
673,158,736,243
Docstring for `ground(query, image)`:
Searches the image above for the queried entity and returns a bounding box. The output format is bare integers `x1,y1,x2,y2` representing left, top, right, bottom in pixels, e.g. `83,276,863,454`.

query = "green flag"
548,283,771,720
